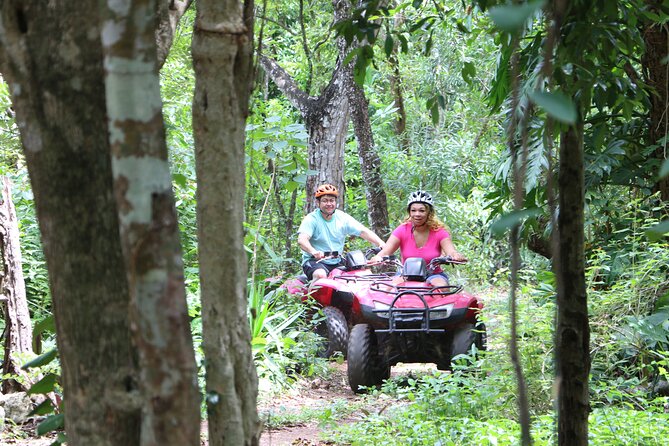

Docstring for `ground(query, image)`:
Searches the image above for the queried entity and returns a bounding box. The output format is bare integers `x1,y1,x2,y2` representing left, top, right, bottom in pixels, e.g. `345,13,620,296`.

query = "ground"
0,362,430,446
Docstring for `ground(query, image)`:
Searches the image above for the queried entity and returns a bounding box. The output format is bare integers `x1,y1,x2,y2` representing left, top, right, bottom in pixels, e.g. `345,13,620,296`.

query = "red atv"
282,248,391,358
346,256,486,393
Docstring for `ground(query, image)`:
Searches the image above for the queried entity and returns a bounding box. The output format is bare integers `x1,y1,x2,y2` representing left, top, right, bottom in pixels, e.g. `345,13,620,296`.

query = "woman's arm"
370,234,401,262
440,237,466,261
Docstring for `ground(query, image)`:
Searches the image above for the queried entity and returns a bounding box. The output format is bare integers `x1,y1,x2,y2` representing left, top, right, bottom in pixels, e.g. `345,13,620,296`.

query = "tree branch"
156,0,193,69
259,55,314,115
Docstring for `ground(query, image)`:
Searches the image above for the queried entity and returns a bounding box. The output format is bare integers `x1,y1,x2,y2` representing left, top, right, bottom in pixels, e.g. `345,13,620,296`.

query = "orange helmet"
314,183,339,198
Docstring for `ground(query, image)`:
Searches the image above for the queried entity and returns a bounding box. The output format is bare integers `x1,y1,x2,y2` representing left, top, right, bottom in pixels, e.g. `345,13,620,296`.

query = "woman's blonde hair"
404,203,448,231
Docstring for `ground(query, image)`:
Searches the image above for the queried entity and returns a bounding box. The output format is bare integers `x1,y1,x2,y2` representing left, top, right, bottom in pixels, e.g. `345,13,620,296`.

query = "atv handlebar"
427,256,468,269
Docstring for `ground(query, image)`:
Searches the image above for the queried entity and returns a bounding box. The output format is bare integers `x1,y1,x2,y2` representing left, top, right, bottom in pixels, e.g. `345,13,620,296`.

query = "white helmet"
406,190,434,210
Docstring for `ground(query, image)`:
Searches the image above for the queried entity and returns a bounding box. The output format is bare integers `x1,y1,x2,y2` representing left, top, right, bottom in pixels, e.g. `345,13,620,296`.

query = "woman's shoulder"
392,221,412,236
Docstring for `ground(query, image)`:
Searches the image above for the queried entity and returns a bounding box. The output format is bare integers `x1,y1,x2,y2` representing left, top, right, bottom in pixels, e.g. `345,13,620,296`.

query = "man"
297,183,385,280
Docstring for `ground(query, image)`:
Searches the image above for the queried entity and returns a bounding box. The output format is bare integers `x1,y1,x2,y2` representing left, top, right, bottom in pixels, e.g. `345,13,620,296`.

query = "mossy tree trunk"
0,2,141,444
192,0,261,444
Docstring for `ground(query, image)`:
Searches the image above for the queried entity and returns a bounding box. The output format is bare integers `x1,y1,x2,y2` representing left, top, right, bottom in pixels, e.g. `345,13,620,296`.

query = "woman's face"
409,203,429,226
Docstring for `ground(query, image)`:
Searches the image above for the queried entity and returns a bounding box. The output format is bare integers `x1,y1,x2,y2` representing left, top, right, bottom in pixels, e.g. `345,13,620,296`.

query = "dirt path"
258,362,356,446
257,361,435,446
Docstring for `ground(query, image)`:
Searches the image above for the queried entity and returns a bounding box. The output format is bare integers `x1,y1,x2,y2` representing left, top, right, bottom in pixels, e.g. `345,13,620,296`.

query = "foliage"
248,281,329,389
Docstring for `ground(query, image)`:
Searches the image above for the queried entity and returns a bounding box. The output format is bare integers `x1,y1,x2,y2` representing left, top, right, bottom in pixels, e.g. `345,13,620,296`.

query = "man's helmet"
406,190,434,209
315,184,339,198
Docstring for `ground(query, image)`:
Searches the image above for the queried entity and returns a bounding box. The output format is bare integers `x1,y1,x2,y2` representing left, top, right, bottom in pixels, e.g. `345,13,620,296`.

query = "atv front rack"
369,283,462,296
371,285,463,333
334,273,397,283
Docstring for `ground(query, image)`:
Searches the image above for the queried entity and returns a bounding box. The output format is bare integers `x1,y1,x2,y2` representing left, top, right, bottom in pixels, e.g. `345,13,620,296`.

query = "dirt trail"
258,362,356,446
258,362,435,446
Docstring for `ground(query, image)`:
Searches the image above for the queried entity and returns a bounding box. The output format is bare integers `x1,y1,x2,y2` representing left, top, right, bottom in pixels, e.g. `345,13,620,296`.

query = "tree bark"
156,0,193,68
641,12,669,201
557,124,590,445
0,2,141,444
341,0,390,237
0,175,33,393
192,0,261,444
259,54,349,212
101,1,200,445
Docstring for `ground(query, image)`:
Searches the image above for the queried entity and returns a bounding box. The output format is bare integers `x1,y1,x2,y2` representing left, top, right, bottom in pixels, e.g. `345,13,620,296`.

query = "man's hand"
312,250,325,260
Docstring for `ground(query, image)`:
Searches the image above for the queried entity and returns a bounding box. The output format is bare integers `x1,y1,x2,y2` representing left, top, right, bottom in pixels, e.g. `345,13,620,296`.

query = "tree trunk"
341,1,390,237
556,124,590,445
0,176,33,393
641,14,669,201
0,2,141,444
192,1,261,444
156,0,193,69
259,55,349,213
101,1,200,444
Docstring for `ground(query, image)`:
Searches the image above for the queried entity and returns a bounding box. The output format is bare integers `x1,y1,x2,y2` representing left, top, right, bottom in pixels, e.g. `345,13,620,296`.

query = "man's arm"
359,227,385,248
298,232,325,260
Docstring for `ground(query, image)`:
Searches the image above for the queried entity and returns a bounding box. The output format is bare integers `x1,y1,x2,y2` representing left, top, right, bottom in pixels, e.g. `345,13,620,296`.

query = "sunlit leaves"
646,220,669,241
488,0,546,32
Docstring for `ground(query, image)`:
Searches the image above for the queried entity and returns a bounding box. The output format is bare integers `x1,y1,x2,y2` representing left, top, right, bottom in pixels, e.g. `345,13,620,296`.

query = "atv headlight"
373,300,391,318
430,303,454,319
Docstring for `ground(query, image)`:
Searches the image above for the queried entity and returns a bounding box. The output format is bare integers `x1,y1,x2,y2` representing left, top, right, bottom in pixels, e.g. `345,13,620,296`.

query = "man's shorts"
302,259,344,280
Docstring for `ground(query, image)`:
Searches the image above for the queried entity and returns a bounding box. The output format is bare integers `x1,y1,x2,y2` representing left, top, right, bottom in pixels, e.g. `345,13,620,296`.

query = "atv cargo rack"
370,284,463,333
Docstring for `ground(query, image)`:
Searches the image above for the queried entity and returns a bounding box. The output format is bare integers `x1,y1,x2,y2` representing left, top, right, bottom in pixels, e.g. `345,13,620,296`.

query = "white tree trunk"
101,0,200,444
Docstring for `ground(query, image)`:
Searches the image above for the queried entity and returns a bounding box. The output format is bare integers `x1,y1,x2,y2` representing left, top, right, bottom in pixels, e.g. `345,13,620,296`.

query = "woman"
370,190,466,286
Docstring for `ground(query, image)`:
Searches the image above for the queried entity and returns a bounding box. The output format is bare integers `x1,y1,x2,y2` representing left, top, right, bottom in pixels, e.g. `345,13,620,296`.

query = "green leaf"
33,315,55,337
28,373,58,395
22,349,58,370
659,158,669,179
461,61,476,85
529,90,577,124
172,173,188,188
489,0,546,32
384,35,394,58
645,220,669,241
490,208,542,237
37,413,64,436
29,399,55,416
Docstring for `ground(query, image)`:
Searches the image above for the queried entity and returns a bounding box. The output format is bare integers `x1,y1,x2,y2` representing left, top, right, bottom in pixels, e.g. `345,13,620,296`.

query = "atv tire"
347,324,389,393
452,321,487,358
316,306,349,358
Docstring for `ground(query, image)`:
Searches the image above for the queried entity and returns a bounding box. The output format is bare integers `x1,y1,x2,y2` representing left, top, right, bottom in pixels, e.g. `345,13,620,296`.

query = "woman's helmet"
315,183,339,198
406,190,434,209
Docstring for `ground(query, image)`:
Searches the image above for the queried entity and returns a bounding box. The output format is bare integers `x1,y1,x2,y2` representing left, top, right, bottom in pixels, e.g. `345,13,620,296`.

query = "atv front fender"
308,278,354,307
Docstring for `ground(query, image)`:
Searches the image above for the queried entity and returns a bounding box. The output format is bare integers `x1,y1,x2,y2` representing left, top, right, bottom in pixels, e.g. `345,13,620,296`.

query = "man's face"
318,195,337,214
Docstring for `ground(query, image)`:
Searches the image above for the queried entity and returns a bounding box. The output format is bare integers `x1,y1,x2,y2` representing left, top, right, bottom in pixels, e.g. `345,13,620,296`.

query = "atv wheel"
316,306,349,358
474,322,487,352
452,321,487,358
347,324,389,393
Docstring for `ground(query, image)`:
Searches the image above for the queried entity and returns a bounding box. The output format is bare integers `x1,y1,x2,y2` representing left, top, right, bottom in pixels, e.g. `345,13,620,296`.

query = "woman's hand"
449,251,467,262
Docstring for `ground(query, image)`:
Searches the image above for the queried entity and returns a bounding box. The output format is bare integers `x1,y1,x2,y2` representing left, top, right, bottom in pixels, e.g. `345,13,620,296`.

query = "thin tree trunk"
0,176,33,393
642,16,669,201
101,1,200,445
338,0,389,236
192,0,261,444
0,2,141,444
557,124,590,445
345,77,390,236
156,0,193,68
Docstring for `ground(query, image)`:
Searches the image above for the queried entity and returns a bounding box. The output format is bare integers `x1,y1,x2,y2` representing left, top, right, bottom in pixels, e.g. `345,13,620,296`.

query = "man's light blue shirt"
298,209,365,265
